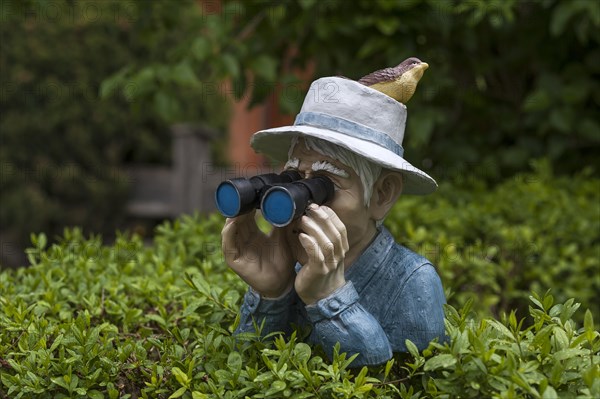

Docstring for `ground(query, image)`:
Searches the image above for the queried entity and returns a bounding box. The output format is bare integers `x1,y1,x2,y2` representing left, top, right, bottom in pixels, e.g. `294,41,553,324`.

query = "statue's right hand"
221,211,296,298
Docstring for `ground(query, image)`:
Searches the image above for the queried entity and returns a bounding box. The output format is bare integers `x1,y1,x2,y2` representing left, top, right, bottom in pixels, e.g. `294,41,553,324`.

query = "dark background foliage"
1,0,598,267
0,0,230,261
105,0,600,179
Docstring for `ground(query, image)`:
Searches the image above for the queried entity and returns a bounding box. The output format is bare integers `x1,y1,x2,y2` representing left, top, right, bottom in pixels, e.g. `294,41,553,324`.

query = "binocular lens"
261,176,334,227
215,181,243,217
261,187,301,227
214,171,302,218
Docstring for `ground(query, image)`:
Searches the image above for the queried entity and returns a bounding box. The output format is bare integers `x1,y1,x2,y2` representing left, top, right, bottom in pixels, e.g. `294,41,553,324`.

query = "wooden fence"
125,123,222,218
1,124,275,267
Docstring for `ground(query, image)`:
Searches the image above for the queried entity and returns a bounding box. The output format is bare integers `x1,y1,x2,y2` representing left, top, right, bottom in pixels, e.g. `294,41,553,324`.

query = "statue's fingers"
298,232,327,273
299,215,341,270
307,204,348,268
221,220,241,261
306,205,348,258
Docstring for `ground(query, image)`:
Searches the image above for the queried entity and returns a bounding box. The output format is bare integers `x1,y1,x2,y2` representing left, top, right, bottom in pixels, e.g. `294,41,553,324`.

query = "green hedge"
1,167,599,398
387,160,599,324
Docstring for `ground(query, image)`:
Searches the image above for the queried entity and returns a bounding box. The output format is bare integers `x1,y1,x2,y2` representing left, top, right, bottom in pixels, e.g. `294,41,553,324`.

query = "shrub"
387,160,599,325
1,167,598,398
0,0,230,251
0,0,157,242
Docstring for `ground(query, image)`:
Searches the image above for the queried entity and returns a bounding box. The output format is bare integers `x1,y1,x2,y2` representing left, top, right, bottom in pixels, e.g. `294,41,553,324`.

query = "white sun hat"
250,76,437,195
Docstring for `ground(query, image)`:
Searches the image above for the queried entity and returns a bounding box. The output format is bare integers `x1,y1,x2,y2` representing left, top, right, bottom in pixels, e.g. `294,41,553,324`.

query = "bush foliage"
386,161,599,324
1,167,599,398
0,0,230,248
105,0,600,179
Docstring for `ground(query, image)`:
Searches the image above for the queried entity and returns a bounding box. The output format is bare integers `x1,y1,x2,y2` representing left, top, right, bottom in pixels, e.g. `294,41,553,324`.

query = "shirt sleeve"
383,263,447,352
305,282,392,367
235,287,299,336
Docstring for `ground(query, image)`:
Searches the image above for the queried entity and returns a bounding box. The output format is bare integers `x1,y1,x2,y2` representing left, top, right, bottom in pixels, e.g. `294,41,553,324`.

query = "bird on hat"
358,57,429,104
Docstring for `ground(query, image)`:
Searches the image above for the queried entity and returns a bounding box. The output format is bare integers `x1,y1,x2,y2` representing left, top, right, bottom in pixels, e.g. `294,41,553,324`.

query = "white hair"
287,136,382,207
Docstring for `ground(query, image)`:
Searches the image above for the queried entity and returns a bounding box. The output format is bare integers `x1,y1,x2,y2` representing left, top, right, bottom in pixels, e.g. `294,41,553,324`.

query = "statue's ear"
369,171,403,221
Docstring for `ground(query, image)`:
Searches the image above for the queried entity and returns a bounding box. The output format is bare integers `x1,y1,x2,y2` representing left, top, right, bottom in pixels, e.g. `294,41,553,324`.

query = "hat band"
294,112,405,158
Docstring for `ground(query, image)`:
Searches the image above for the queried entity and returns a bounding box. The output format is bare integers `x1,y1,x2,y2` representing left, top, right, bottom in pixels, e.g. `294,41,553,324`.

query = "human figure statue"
221,66,446,367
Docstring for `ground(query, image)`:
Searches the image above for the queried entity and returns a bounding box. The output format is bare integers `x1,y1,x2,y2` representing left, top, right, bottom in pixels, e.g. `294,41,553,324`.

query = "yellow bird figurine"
358,57,429,104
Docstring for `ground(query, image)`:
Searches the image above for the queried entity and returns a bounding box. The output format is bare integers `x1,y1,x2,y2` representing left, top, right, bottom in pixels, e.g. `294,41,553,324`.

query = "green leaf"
293,343,312,364
264,380,286,396
250,55,278,81
543,294,555,312
542,385,558,399
355,366,368,387
299,0,317,9
375,17,400,35
99,66,132,98
227,351,242,374
584,309,594,332
523,89,551,112
405,339,420,358
88,390,104,399
146,314,167,328
549,109,571,133
171,367,189,386
222,53,240,78
192,37,211,61
553,327,569,350
550,2,579,36
488,319,513,339
50,334,64,352
51,376,70,390
278,74,303,114
553,348,585,361
509,310,517,330
38,233,47,249
254,372,274,384
153,90,181,123
424,354,457,371
168,386,188,399
172,62,199,86
384,358,394,379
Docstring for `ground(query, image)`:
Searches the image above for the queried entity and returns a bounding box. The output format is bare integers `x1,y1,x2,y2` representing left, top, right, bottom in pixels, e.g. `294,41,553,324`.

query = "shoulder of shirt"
376,242,444,303
377,240,445,322
368,227,437,281
356,234,437,297
388,240,435,274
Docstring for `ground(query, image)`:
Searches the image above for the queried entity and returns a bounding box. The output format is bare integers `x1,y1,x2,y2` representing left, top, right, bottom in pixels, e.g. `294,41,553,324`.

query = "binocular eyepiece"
215,171,334,227
260,176,334,227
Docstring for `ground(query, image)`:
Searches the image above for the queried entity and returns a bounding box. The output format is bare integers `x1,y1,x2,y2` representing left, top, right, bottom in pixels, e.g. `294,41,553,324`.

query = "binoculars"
215,171,334,227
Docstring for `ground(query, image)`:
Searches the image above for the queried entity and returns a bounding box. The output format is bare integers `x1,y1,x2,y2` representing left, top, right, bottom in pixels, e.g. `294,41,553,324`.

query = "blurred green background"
0,0,599,267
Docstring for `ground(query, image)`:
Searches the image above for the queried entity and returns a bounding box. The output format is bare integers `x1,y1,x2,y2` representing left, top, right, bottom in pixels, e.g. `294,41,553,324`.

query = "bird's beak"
408,62,429,80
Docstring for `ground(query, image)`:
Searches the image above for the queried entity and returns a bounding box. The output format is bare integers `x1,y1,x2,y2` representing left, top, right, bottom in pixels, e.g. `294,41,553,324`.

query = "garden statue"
218,58,446,367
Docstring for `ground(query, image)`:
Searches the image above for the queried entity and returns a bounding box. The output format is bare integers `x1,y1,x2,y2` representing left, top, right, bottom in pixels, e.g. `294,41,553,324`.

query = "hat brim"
251,126,437,195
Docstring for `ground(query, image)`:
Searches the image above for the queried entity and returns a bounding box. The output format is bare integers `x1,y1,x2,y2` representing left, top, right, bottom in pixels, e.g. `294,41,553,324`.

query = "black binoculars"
215,171,334,227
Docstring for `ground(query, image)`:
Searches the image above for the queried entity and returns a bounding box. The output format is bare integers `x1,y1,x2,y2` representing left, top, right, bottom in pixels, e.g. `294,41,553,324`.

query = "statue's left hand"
293,204,349,305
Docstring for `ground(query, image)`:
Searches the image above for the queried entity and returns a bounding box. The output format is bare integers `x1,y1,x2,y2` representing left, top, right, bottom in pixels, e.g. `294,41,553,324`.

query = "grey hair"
287,136,382,207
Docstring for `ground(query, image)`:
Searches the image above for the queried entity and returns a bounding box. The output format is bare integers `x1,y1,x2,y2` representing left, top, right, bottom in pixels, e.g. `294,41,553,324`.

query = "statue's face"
284,140,378,267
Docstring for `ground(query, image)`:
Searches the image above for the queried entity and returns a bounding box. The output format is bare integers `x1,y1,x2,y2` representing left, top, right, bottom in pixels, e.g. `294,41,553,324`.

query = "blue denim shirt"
235,226,446,367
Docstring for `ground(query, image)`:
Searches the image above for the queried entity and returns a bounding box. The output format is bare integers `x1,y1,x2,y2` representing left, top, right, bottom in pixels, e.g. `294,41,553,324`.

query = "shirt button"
328,299,340,312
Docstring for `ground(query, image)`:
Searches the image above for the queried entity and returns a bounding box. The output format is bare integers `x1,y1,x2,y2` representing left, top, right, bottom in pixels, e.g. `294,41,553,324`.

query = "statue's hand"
294,204,349,305
221,211,295,298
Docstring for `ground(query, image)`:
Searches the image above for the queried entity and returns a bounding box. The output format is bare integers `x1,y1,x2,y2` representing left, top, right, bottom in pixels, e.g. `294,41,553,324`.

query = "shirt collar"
344,226,395,293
